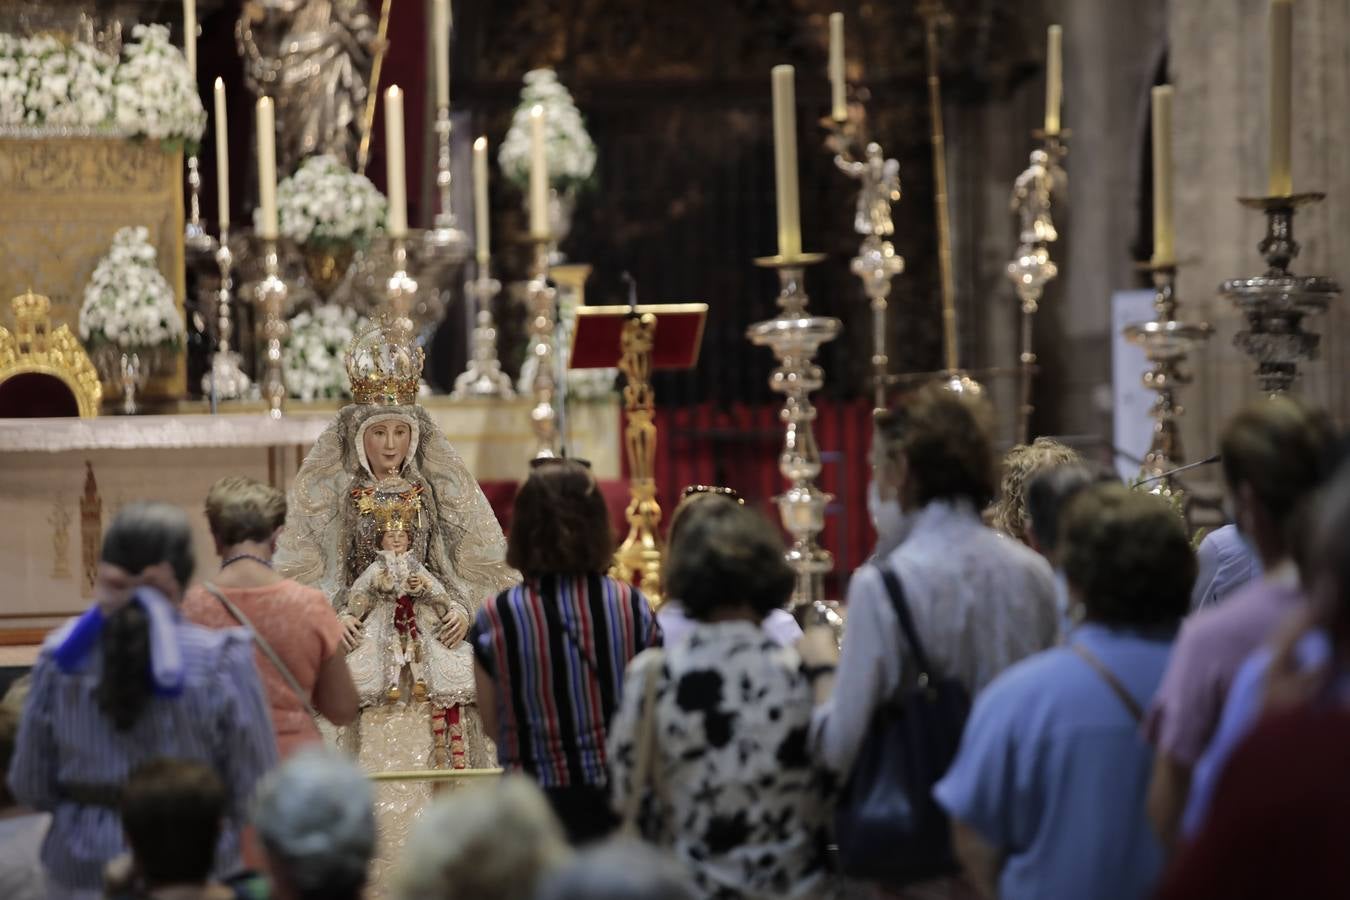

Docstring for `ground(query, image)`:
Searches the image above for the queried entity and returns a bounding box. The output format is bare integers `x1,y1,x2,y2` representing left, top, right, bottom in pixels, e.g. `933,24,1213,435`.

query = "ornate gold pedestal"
612,312,663,606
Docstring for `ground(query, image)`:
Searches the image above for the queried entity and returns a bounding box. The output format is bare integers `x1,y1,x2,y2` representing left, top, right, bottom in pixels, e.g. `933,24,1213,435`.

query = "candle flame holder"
452,260,514,399
1218,193,1341,394
201,227,252,400
526,237,559,458
1123,262,1211,501
255,239,289,419
748,252,841,609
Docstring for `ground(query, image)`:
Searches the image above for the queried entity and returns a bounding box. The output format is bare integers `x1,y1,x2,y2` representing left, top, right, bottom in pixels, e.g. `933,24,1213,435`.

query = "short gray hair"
252,747,375,900
395,775,570,900
534,839,696,900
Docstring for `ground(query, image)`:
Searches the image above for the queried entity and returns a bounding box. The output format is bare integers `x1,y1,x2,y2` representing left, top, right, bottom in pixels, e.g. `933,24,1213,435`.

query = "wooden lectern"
571,303,707,607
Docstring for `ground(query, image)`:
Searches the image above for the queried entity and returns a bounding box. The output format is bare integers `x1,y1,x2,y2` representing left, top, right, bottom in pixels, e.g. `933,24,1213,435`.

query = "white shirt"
0,812,50,900
811,499,1059,774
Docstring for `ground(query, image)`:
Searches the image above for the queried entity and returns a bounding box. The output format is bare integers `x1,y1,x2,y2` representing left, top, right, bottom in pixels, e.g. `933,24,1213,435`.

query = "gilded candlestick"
526,237,559,457
256,239,288,419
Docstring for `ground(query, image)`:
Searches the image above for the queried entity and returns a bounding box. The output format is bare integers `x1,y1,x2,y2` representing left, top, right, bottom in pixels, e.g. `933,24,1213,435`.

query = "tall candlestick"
1044,24,1062,135
771,65,802,258
256,96,277,240
1151,85,1175,264
433,0,451,110
214,78,229,231
1268,0,1293,196
829,13,846,122
529,104,549,238
474,136,490,264
183,0,196,79
385,86,408,237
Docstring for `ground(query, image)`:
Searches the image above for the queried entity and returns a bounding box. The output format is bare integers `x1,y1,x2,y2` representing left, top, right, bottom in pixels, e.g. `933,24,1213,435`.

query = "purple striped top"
6,617,278,891
470,573,661,788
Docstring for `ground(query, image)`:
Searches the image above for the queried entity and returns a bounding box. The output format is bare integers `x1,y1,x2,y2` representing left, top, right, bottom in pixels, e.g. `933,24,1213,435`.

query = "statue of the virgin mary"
274,318,517,883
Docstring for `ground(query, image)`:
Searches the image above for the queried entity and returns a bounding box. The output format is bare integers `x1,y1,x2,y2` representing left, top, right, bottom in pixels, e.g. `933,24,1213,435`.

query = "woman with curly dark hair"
469,459,661,844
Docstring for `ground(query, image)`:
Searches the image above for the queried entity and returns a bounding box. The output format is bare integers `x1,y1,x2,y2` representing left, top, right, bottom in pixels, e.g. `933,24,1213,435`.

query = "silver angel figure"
237,0,378,173
1010,148,1061,246
836,142,901,237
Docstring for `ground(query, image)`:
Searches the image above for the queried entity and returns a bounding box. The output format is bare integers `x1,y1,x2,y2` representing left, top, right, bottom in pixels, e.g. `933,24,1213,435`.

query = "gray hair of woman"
534,839,697,900
251,747,375,900
395,775,571,900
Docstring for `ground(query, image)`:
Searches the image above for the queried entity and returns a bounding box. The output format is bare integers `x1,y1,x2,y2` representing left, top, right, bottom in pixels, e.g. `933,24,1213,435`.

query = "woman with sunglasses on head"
469,458,662,844
656,486,802,649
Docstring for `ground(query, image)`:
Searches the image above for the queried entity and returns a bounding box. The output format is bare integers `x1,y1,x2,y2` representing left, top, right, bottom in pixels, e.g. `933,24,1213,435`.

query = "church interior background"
0,0,1347,646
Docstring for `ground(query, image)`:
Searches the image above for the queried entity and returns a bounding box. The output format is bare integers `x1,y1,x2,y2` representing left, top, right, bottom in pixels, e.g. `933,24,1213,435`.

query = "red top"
183,579,344,758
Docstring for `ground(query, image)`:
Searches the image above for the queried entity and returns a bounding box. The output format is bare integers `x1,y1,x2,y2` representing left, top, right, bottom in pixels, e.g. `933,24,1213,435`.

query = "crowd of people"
3,385,1348,899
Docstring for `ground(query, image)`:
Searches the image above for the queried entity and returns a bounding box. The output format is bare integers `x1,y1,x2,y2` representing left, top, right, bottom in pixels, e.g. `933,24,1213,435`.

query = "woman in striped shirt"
470,459,661,843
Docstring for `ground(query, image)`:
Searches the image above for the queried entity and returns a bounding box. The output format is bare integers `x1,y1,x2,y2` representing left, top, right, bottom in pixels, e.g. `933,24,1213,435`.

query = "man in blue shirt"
934,484,1195,900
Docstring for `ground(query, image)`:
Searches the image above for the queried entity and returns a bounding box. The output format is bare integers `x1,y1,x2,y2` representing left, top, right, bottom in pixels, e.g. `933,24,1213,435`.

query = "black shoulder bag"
833,564,971,886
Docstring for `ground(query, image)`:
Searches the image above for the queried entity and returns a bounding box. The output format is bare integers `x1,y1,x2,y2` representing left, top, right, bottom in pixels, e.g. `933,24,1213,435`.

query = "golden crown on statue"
372,493,421,535
344,317,425,406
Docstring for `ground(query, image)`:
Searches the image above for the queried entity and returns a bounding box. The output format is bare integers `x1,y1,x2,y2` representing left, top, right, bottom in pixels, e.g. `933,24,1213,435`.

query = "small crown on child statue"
373,493,421,535
344,316,425,406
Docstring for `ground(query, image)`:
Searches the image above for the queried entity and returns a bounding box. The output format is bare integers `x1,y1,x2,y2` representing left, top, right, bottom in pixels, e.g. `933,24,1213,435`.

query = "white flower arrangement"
498,69,597,192
267,154,387,247
284,304,371,401
112,24,205,146
79,226,185,350
0,25,203,147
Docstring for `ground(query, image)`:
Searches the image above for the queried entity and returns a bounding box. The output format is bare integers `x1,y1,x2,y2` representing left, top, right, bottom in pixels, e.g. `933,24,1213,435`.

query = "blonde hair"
990,437,1082,542
396,776,571,900
205,476,287,547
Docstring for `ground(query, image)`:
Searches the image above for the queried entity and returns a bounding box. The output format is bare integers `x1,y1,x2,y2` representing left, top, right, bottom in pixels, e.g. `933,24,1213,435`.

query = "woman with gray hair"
7,502,277,899
534,839,696,900
252,746,375,900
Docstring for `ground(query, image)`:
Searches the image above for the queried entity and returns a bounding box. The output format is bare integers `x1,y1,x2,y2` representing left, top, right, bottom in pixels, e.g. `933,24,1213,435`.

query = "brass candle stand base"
1124,262,1212,501
256,239,289,419
452,263,514,399
201,227,252,401
612,311,663,606
526,236,559,458
1219,193,1340,394
748,253,840,609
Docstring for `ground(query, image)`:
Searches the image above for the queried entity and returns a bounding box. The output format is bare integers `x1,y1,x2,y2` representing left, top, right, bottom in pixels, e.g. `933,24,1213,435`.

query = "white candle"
829,13,846,122
214,78,229,231
183,0,197,79
1044,25,1062,135
474,136,490,265
771,65,802,258
1268,0,1293,196
385,86,408,237
529,104,549,239
433,0,451,110
256,96,277,240
1151,85,1174,264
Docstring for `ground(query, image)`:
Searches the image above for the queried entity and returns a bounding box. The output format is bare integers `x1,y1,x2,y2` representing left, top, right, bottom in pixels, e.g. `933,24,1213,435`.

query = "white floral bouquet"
284,305,370,401
79,226,185,350
112,24,205,147
498,69,597,192
0,33,115,128
268,154,388,247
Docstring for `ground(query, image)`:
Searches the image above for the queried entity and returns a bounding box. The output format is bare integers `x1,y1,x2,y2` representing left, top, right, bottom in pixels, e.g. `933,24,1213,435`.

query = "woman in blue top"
7,503,277,899
934,484,1195,900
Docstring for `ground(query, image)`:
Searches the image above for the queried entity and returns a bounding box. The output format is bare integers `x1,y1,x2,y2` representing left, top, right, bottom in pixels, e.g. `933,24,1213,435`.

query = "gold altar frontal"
0,137,188,396
0,395,619,644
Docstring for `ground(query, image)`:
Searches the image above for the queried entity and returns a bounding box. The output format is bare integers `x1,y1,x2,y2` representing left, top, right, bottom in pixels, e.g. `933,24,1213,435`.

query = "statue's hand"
437,606,469,648
405,574,425,595
339,614,363,652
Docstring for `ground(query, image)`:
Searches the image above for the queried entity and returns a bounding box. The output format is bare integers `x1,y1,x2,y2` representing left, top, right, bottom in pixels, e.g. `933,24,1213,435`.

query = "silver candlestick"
452,258,514,399
526,237,559,458
828,129,904,413
201,228,252,400
748,253,841,609
184,155,214,256
423,106,471,261
1123,263,1211,501
386,236,420,332
1005,132,1067,443
256,239,289,419
1219,193,1341,393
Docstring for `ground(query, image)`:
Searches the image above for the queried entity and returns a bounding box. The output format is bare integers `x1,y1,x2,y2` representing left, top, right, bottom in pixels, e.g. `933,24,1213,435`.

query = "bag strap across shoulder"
203,582,320,721
1071,642,1144,723
874,564,936,682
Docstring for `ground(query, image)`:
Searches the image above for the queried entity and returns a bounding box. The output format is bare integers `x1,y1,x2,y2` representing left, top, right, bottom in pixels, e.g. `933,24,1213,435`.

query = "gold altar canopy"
0,137,187,396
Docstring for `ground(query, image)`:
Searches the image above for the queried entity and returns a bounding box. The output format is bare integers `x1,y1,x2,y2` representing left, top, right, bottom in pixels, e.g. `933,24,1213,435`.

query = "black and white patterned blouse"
608,621,835,899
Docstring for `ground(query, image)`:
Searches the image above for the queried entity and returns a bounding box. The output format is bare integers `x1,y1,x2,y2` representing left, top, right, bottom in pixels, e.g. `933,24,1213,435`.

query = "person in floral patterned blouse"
608,497,835,899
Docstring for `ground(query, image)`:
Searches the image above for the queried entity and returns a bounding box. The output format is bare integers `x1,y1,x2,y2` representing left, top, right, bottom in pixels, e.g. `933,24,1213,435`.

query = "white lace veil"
275,402,519,614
